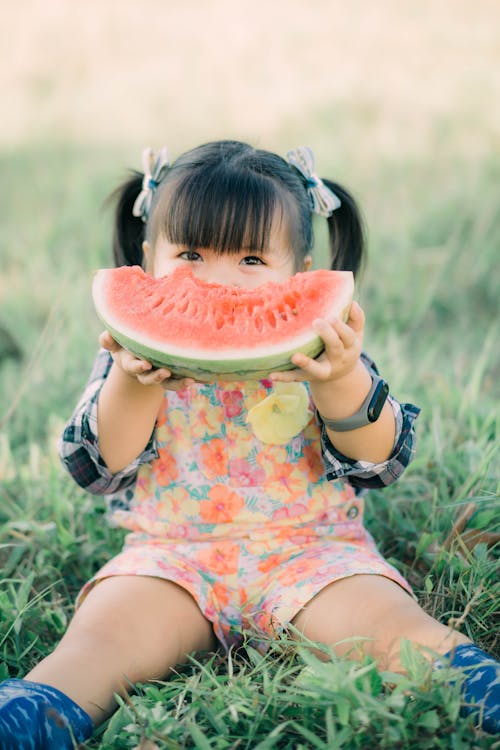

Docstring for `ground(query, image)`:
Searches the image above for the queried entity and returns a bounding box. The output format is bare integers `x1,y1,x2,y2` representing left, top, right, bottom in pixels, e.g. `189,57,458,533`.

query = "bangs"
153,166,291,254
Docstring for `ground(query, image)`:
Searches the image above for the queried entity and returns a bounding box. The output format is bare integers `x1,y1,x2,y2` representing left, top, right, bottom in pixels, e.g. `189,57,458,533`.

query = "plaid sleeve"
58,349,158,495
319,352,421,489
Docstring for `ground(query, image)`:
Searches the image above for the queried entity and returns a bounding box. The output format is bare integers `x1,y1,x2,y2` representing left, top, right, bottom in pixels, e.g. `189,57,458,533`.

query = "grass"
0,141,499,748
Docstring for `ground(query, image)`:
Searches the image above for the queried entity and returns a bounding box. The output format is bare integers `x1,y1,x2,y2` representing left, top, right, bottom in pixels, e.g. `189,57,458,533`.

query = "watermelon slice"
92,265,354,380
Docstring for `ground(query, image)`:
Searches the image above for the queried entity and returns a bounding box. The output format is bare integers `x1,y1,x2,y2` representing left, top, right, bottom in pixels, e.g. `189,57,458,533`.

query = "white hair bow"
286,146,341,217
132,146,170,222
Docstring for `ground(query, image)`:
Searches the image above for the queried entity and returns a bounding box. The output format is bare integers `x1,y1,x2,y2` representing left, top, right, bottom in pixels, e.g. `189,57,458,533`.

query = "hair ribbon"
132,146,170,222
286,146,341,217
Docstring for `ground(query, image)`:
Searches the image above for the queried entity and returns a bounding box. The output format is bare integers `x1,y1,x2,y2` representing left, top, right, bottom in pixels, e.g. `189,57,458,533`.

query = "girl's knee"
60,576,215,678
59,594,140,662
291,574,471,669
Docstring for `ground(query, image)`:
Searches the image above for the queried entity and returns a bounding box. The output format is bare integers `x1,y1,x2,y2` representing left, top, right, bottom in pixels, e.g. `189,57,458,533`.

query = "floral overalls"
77,377,412,650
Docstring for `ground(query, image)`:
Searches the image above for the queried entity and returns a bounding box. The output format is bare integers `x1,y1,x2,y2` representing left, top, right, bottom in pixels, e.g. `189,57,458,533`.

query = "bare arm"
97,332,194,473
97,363,165,473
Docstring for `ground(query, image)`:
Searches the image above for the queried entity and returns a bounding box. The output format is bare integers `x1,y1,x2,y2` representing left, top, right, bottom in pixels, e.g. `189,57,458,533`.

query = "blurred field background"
1,1,499,747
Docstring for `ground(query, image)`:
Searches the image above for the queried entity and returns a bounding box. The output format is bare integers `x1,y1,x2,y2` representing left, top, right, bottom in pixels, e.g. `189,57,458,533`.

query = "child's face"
143,219,311,288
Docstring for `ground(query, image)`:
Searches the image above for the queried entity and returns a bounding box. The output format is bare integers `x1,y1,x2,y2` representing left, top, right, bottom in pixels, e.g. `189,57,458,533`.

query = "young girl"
0,141,498,746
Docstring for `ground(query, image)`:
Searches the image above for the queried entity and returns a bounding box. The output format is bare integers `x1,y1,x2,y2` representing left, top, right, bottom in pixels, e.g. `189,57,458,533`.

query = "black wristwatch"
319,373,389,432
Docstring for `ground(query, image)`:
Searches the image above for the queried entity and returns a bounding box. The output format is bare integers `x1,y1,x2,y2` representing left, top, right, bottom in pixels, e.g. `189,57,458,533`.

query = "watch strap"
319,373,389,432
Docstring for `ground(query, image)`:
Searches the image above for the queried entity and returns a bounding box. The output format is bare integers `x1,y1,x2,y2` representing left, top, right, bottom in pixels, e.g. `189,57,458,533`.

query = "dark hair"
109,171,145,268
111,140,365,276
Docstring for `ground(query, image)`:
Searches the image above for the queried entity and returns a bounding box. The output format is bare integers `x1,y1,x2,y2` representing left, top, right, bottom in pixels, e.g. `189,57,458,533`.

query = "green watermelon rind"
98,318,327,381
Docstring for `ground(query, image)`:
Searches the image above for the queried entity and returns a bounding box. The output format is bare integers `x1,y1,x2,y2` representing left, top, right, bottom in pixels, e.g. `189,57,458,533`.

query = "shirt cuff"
320,396,420,489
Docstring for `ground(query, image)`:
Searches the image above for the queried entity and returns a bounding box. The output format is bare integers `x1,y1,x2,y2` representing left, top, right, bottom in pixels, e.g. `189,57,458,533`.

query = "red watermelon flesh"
92,265,354,380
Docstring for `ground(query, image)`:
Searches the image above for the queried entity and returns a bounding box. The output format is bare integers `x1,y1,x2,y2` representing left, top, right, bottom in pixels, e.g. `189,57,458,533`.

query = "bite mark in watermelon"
92,265,354,380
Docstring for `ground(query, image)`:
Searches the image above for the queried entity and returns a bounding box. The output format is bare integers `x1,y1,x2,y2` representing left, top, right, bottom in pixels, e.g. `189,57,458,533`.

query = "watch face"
367,381,389,422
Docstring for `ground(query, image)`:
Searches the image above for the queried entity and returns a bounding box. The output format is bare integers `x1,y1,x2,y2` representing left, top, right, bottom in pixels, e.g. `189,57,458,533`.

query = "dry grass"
2,0,499,159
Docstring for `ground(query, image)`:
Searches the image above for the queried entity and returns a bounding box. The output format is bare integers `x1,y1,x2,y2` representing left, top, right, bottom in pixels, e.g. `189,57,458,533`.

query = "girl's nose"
193,262,240,287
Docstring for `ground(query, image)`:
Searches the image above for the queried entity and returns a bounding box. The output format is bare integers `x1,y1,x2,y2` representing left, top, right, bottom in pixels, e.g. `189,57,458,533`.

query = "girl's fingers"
120,350,153,375
99,332,152,375
137,367,172,385
271,352,331,381
331,319,357,349
313,318,348,354
315,312,362,352
269,367,308,383
347,301,365,332
292,353,332,380
100,330,195,389
137,366,196,389
99,330,120,351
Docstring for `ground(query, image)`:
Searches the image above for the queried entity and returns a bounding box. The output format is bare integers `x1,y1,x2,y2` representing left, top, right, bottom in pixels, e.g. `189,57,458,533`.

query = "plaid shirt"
58,349,420,502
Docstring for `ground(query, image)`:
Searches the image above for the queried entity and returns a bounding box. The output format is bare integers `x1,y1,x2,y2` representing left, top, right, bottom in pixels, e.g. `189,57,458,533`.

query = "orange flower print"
200,485,245,524
297,445,324,482
238,586,249,608
199,438,228,479
276,556,323,586
200,438,228,478
256,447,288,477
257,553,290,574
264,463,307,500
222,389,243,418
271,462,298,490
251,610,282,641
211,580,231,607
153,449,178,486
197,541,239,575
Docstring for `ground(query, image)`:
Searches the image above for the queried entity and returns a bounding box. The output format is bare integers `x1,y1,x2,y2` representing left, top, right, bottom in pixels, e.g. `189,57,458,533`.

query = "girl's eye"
179,250,202,262
241,256,264,266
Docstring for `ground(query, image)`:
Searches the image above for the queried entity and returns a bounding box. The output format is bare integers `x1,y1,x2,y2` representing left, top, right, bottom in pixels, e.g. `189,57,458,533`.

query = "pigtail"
107,171,146,267
322,178,365,278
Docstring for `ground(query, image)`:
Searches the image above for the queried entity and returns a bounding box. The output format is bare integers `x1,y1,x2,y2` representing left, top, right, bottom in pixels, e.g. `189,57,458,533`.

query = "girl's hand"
99,331,196,391
270,301,365,384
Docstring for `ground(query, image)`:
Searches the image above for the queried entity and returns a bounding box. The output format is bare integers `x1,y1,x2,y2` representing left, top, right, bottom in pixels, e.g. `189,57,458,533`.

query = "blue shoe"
440,644,500,735
0,678,93,749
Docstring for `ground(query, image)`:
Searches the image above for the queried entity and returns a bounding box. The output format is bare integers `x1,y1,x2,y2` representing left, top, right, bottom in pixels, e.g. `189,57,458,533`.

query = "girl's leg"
291,574,500,732
26,575,216,726
290,574,470,669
